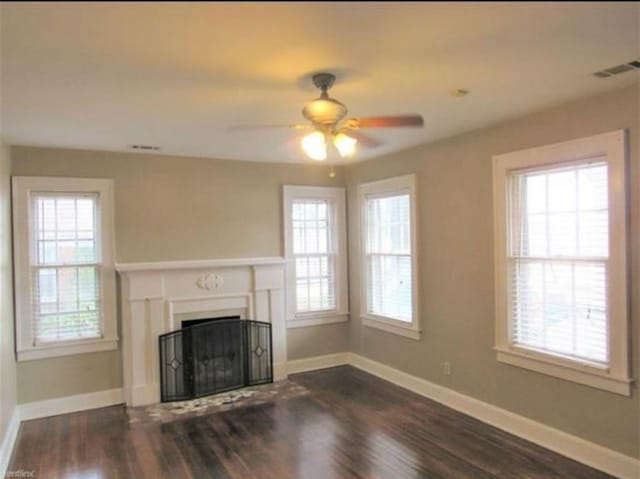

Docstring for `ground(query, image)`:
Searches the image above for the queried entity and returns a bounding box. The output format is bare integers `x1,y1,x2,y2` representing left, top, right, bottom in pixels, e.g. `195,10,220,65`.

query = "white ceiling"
1,2,638,163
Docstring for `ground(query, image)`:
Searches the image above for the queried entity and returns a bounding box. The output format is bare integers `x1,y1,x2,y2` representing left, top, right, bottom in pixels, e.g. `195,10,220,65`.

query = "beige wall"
10,149,349,402
287,323,349,360
345,85,639,458
0,136,17,458
0,3,18,459
11,149,345,262
16,351,121,404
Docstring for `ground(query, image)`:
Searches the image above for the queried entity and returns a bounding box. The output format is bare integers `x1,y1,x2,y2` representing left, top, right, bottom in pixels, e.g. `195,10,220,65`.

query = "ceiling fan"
234,72,424,161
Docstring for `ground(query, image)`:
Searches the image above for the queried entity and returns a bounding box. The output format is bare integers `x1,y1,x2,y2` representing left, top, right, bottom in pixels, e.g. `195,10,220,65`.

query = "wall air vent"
593,59,640,78
130,145,161,151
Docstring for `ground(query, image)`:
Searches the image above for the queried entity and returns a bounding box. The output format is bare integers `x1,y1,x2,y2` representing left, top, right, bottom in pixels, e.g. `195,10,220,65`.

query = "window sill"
495,346,631,396
287,312,349,328
17,338,119,362
361,315,421,340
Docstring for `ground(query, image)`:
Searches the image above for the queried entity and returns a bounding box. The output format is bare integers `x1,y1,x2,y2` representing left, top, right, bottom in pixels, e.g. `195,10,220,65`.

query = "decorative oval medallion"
196,273,224,291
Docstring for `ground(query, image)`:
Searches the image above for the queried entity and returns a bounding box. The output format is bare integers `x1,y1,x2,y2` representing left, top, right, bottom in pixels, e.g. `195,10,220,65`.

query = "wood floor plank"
7,366,615,479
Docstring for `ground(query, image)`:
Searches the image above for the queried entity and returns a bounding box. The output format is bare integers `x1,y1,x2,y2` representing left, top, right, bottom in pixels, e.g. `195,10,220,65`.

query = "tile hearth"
127,380,309,426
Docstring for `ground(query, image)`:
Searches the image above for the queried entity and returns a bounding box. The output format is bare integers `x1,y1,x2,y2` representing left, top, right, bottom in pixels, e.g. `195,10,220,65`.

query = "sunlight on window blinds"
366,193,412,322
508,160,608,363
292,199,336,312
31,194,102,344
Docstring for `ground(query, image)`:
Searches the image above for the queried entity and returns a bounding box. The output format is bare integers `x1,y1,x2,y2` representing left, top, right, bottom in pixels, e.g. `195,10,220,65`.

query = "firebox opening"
181,315,241,329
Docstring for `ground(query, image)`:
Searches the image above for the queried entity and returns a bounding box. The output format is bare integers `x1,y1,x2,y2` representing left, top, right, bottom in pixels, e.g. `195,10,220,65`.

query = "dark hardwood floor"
8,366,613,479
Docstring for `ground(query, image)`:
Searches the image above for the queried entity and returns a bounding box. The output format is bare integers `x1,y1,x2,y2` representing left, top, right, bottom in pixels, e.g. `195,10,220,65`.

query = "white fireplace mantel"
116,257,288,406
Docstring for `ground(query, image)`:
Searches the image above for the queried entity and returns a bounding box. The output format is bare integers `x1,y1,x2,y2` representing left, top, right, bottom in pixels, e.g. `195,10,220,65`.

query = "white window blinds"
292,199,336,312
365,193,412,322
31,193,102,344
508,160,608,364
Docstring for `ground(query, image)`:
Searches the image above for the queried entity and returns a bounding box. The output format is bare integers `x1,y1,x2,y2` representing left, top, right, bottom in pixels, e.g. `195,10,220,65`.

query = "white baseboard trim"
19,388,124,421
348,353,639,479
286,352,350,374
0,407,20,476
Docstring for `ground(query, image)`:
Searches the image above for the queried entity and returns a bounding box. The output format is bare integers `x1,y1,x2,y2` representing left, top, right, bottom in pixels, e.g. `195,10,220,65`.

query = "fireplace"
159,316,273,402
116,257,287,406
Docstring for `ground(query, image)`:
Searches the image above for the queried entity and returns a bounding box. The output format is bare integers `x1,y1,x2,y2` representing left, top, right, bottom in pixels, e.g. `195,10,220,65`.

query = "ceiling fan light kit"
300,130,358,162
301,131,328,161
333,132,357,157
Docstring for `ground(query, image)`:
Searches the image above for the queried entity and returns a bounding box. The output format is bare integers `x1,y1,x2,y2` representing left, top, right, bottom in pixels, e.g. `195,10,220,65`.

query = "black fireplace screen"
159,318,273,402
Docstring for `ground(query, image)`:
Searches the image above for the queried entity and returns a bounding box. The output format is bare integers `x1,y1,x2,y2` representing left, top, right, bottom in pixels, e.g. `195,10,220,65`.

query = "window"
283,186,348,327
493,131,630,395
13,177,118,360
359,174,419,339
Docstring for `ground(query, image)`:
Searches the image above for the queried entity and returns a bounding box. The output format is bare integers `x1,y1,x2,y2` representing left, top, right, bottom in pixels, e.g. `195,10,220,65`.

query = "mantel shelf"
116,256,286,274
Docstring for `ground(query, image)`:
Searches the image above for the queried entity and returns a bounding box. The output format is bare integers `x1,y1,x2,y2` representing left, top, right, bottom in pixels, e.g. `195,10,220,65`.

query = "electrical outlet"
444,361,452,376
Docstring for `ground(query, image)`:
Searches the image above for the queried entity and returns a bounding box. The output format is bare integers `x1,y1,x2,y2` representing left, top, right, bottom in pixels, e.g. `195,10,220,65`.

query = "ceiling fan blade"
347,115,424,129
342,129,384,148
228,124,311,132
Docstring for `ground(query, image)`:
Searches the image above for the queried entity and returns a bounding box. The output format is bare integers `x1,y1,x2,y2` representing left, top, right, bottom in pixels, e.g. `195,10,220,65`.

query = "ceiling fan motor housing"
302,97,348,127
302,72,348,128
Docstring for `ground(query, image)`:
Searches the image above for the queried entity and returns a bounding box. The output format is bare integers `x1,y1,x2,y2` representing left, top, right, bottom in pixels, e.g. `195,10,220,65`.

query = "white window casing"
493,130,631,395
13,176,118,361
283,185,348,327
359,174,420,340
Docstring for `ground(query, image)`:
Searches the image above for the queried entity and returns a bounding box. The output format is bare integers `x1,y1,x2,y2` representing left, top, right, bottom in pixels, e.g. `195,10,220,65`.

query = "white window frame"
283,185,348,328
359,174,420,340
493,130,631,395
13,176,118,361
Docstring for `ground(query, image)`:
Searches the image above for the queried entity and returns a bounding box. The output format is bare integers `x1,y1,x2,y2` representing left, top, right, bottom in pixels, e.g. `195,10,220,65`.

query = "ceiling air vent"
130,145,161,151
593,59,640,78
